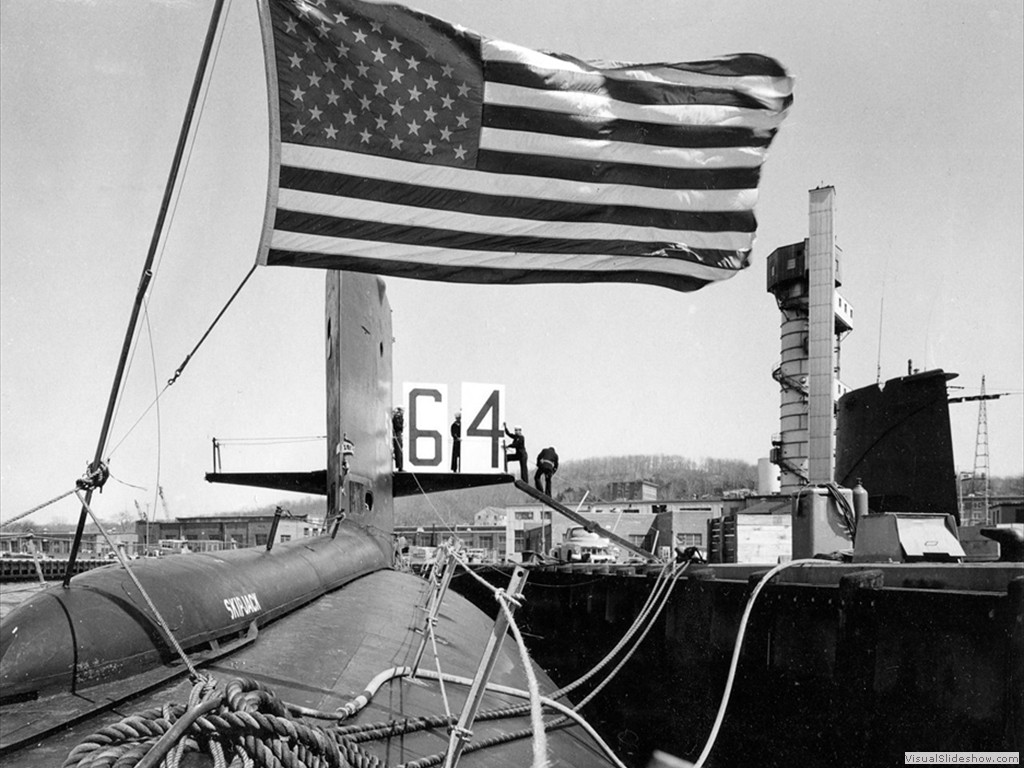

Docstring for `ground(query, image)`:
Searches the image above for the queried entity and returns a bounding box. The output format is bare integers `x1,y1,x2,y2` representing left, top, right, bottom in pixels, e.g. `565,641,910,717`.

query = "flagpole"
63,0,229,587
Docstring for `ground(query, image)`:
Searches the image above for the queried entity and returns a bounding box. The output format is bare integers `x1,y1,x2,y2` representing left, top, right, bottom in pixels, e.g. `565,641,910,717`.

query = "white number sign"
460,383,505,473
403,383,448,473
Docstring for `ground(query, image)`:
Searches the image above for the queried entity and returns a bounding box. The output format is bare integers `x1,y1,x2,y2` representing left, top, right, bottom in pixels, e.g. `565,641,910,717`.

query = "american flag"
259,0,793,291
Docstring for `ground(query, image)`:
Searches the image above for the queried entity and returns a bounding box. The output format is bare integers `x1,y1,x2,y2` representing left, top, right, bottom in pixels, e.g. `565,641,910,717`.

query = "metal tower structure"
766,187,854,494
965,376,991,526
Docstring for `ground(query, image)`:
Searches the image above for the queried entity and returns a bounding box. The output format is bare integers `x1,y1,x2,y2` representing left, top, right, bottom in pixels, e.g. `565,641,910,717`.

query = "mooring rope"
1,487,78,528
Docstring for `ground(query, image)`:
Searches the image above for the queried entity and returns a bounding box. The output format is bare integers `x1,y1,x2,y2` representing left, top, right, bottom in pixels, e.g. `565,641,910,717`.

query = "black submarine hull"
0,522,389,703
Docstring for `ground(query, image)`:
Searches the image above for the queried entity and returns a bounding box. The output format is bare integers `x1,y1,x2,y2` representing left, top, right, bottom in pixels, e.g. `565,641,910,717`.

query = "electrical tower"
965,376,991,526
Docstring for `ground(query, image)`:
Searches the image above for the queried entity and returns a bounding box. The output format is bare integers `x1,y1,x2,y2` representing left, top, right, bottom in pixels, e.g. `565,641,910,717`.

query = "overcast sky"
1,0,1021,525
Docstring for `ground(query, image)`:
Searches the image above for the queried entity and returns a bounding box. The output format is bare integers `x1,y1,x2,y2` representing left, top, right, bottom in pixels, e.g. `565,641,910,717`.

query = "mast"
63,0,229,586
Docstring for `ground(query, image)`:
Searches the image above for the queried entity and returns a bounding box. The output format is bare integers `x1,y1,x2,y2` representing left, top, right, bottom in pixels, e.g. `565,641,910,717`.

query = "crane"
158,486,172,520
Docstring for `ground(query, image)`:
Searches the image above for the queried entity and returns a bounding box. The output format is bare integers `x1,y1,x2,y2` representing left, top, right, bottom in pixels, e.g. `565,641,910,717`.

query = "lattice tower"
966,376,991,526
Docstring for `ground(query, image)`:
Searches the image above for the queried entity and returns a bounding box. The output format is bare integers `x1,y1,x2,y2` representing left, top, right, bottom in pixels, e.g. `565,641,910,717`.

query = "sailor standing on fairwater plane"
450,412,461,472
392,406,404,471
503,423,528,482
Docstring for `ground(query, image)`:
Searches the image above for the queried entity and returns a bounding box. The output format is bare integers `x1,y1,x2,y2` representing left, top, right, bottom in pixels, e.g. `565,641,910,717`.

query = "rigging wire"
106,472,149,492
72,489,202,681
1,487,79,528
101,0,237,465
105,264,257,458
408,471,461,538
411,671,629,768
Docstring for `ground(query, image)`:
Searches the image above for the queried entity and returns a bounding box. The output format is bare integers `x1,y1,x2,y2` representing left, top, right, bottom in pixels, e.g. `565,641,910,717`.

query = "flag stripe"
277,186,755,251
479,126,766,169
269,229,739,279
277,165,757,233
265,247,714,291
476,149,760,189
273,208,743,263
482,104,777,149
281,144,761,212
483,81,787,131
484,59,774,111
483,41,790,81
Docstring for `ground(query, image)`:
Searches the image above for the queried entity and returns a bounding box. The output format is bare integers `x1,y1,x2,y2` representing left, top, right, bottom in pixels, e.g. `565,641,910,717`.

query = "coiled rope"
61,670,594,768
63,677,377,768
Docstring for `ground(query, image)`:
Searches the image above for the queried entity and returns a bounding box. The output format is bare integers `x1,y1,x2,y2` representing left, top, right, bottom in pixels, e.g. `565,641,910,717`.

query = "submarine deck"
3,568,615,767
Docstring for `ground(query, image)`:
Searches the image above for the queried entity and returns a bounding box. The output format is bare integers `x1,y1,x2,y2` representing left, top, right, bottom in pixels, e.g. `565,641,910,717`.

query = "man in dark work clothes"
534,446,559,496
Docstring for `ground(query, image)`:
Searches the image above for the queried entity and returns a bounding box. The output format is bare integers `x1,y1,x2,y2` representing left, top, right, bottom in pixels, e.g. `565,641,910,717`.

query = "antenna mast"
965,375,991,526
62,0,229,586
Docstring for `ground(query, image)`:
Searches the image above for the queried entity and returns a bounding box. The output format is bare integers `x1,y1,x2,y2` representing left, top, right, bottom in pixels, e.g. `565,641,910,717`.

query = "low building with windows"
394,524,507,563
135,511,324,553
477,496,738,559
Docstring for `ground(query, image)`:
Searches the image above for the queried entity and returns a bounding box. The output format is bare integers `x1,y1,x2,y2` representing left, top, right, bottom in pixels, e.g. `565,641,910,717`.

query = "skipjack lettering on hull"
224,593,262,620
